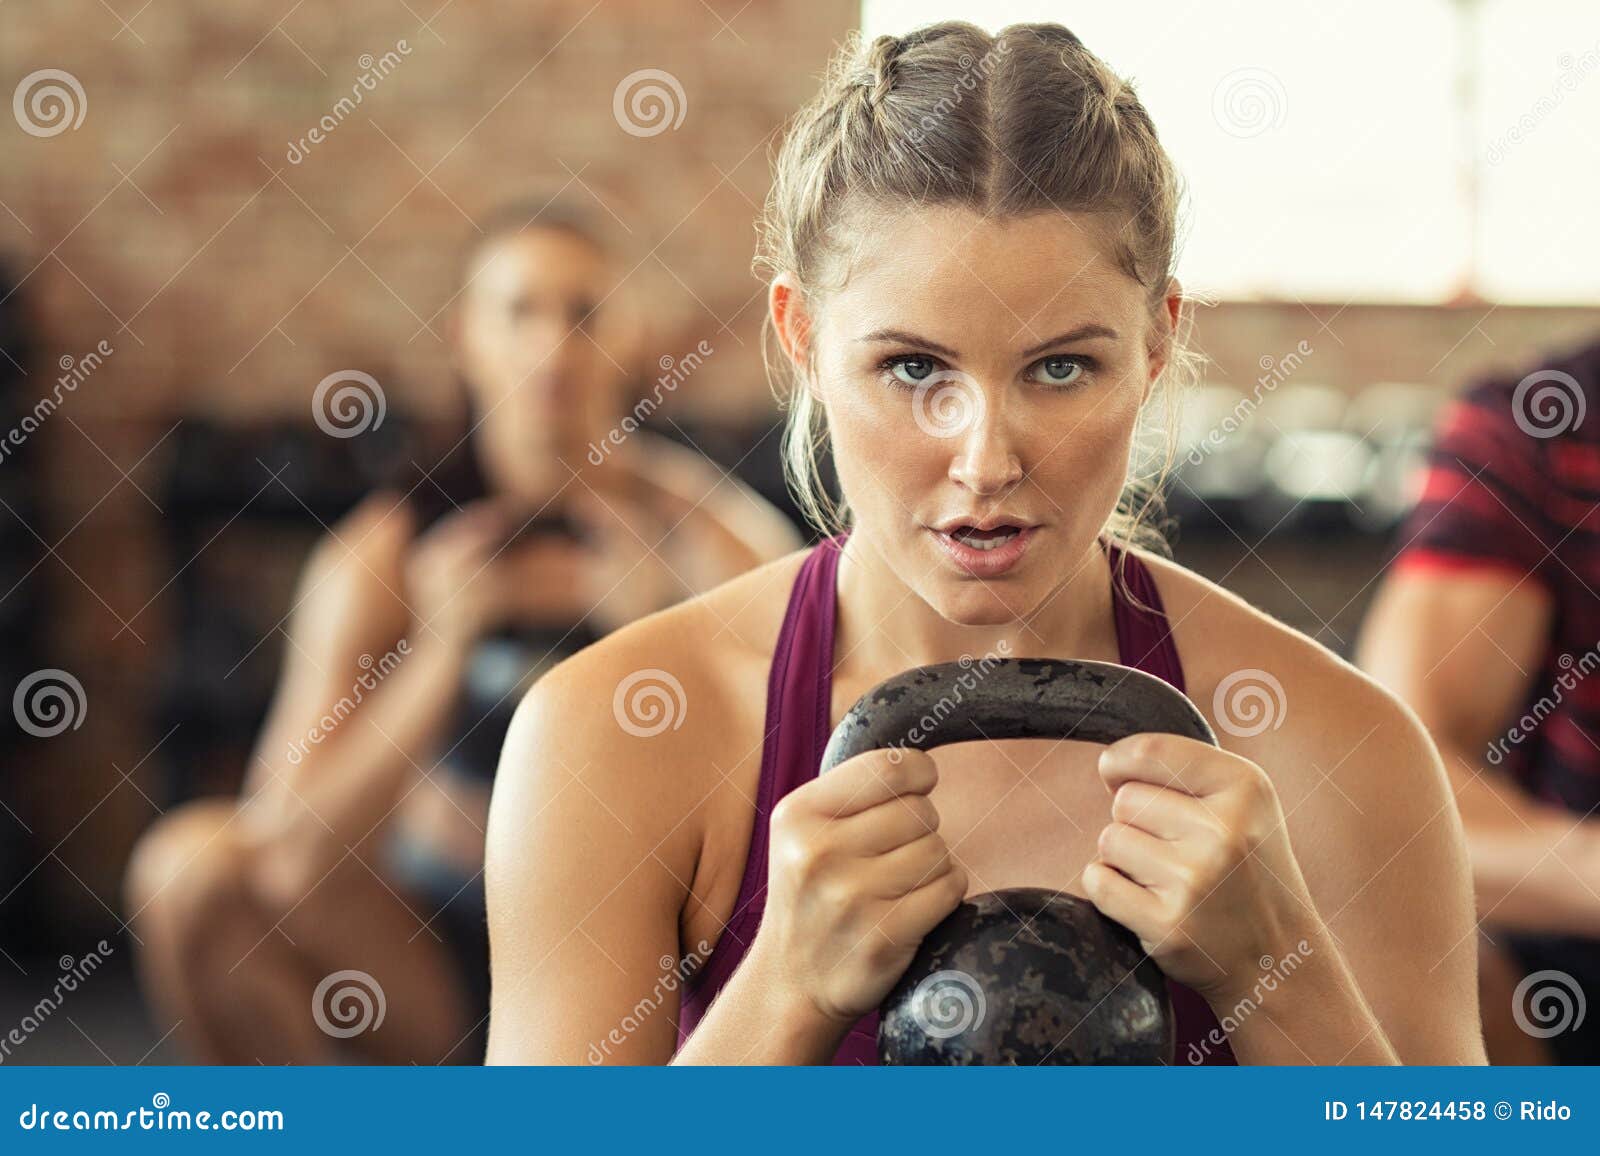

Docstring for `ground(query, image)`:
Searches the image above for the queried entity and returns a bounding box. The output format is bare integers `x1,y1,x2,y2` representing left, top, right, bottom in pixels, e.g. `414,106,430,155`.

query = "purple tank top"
674,536,1237,1066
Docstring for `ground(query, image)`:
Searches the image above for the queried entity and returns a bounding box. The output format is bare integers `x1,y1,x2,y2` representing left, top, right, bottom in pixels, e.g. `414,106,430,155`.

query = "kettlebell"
819,657,1219,1065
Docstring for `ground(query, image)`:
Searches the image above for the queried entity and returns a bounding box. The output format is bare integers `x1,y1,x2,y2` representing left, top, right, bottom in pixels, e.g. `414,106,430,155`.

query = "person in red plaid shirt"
1361,336,1600,1064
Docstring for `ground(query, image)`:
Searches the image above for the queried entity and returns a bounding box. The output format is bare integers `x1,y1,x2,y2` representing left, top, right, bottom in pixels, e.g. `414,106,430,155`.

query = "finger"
864,832,954,897
1080,860,1163,935
872,861,969,949
1098,733,1243,799
804,749,938,818
1096,822,1187,891
1110,780,1219,842
825,795,941,857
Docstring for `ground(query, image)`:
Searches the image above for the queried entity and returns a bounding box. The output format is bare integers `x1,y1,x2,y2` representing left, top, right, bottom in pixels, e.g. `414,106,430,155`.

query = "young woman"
485,23,1485,1065
124,199,799,1064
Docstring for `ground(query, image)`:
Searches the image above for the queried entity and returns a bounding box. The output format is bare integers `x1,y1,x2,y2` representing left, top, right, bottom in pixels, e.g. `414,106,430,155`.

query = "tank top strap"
754,534,844,831
1101,536,1187,694
677,536,844,1014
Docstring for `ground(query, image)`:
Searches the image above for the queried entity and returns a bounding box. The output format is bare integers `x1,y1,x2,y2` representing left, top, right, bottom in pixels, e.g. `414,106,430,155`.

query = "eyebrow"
858,324,1121,360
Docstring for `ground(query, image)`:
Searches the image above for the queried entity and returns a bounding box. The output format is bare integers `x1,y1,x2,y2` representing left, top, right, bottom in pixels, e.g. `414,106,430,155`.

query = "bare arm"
240,494,466,892
1357,568,1600,935
1235,665,1483,1064
484,645,710,1064
485,626,963,1065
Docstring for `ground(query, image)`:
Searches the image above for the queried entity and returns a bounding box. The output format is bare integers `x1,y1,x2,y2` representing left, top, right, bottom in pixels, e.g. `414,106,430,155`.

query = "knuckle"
770,794,802,832
1097,823,1120,856
816,874,856,913
903,795,940,832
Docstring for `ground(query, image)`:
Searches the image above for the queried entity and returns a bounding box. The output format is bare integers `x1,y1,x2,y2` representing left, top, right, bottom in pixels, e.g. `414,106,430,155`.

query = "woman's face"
792,204,1175,627
455,228,630,488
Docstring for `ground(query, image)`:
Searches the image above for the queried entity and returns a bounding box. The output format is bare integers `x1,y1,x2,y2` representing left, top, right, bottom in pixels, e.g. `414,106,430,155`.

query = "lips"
929,520,1038,578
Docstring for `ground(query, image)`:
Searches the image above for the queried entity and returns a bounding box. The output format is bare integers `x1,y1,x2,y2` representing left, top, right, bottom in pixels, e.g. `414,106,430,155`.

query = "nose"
946,388,1023,497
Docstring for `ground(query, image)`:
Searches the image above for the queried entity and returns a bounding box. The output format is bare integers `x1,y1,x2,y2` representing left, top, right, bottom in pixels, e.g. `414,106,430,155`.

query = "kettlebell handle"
820,657,1217,773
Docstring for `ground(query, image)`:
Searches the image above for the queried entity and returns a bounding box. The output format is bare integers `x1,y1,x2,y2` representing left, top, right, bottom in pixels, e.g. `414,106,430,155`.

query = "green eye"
890,356,937,385
1032,356,1085,387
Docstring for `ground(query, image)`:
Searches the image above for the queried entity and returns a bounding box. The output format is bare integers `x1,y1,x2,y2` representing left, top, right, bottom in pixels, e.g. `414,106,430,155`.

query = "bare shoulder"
499,547,811,808
289,489,413,650
633,431,803,558
1134,549,1458,894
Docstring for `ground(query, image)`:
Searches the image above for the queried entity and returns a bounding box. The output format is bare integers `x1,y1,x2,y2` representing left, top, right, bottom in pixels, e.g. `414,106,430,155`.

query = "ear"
1143,278,1182,404
769,273,814,384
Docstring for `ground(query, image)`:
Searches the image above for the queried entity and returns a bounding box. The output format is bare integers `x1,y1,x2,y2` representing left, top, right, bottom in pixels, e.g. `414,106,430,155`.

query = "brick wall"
0,0,859,935
1,0,1596,937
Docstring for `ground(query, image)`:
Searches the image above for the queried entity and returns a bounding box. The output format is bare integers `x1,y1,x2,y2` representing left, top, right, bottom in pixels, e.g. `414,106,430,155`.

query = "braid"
856,34,901,108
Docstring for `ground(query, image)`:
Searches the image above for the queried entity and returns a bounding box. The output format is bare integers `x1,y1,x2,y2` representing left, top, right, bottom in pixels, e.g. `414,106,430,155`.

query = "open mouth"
931,522,1038,577
948,525,1023,551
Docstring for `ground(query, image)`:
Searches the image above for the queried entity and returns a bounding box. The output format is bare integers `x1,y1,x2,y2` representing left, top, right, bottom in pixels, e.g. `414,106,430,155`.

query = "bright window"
862,0,1600,304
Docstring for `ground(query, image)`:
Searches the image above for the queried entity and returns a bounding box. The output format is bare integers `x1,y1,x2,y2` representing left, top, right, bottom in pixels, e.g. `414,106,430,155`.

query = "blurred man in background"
120,198,799,1064
1360,336,1600,1064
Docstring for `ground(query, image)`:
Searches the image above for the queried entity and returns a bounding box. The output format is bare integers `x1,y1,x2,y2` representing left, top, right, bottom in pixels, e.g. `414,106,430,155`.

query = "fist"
758,748,968,1025
1081,733,1318,1002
